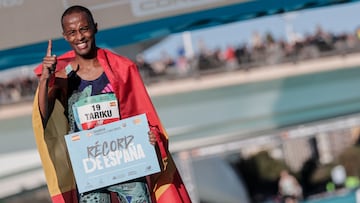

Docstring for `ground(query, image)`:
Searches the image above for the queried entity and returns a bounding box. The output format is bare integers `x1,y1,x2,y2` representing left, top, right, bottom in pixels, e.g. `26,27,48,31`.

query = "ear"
62,32,70,42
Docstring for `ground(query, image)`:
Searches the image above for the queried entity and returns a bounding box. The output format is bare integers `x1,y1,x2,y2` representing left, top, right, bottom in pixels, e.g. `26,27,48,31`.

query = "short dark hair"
61,5,95,30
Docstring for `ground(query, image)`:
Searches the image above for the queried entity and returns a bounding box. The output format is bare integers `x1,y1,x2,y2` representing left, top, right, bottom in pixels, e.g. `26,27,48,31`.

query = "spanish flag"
32,48,192,203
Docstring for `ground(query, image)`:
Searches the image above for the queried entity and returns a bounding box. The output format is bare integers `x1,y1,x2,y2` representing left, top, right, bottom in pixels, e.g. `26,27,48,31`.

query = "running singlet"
66,65,119,133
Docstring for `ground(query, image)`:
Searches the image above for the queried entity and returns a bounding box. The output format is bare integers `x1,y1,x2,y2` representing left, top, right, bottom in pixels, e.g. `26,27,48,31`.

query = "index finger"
46,39,52,56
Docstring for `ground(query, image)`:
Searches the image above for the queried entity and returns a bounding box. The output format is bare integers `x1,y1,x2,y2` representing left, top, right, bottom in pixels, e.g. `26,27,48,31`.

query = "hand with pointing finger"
40,40,57,81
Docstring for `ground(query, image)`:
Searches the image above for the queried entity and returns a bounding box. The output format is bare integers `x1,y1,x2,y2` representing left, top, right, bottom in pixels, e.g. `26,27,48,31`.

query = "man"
32,5,191,203
278,170,302,203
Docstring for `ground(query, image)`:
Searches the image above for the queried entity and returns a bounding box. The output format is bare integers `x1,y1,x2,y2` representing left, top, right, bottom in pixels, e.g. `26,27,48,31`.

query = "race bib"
73,94,120,130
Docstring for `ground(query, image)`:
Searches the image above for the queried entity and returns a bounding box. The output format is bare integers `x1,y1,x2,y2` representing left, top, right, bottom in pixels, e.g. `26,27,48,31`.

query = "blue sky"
143,1,360,61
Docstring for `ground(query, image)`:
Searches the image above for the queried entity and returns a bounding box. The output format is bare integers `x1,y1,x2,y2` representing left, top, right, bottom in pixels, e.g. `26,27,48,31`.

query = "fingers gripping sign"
148,130,157,146
41,40,57,79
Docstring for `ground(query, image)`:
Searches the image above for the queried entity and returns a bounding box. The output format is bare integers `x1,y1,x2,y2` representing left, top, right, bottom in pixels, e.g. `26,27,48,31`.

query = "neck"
75,57,98,66
77,46,98,60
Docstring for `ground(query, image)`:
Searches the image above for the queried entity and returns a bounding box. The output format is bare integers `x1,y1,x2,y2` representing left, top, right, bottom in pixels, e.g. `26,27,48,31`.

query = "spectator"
278,170,302,203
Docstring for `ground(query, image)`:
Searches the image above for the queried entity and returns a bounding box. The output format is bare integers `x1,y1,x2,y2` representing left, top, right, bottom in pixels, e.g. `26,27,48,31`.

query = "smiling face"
62,11,97,58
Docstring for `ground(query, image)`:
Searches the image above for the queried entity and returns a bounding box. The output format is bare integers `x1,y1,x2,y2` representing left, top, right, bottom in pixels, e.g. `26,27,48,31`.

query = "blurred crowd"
135,25,360,84
2,25,360,105
0,74,37,105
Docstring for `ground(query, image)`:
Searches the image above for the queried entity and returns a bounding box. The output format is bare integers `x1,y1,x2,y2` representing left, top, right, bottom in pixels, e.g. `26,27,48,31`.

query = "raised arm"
38,40,58,126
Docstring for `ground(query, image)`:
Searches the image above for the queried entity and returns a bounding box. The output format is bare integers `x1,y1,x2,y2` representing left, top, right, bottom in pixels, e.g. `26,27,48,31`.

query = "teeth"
77,43,86,49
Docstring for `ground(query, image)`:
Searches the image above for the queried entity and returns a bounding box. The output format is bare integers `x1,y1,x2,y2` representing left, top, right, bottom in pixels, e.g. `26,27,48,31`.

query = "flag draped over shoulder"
32,48,192,203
